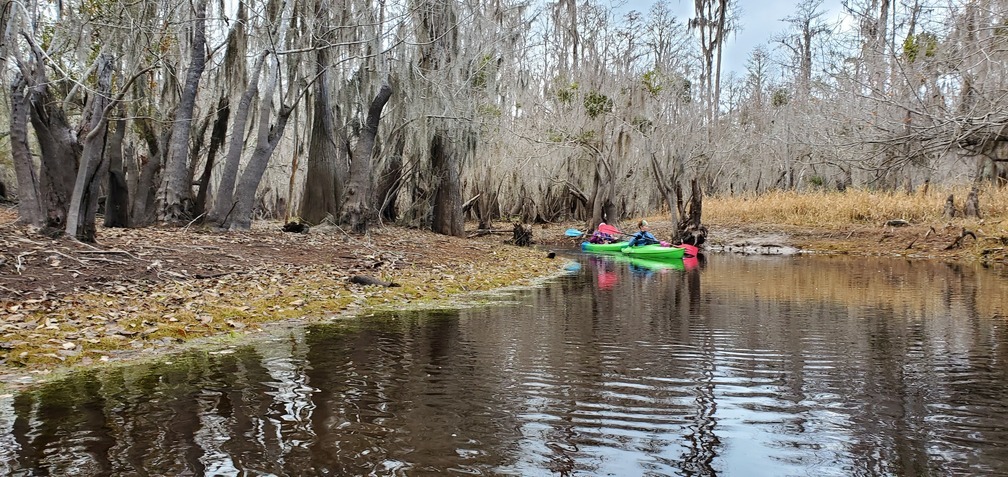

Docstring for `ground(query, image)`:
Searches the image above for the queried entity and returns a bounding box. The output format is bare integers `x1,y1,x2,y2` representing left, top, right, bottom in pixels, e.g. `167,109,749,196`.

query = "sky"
622,0,848,75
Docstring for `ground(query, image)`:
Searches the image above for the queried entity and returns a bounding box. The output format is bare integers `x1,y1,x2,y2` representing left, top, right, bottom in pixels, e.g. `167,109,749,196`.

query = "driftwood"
349,275,399,287
944,228,977,250
905,226,936,250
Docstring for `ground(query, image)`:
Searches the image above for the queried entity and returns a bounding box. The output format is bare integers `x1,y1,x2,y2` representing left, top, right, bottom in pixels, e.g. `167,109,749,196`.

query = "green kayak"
582,241,630,252
620,244,686,260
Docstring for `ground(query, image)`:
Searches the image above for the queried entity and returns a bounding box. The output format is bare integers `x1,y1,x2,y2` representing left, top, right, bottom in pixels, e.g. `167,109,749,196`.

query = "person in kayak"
629,220,660,246
589,222,620,244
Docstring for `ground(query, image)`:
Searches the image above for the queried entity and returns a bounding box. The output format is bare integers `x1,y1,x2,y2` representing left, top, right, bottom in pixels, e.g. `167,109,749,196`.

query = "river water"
2,253,1007,476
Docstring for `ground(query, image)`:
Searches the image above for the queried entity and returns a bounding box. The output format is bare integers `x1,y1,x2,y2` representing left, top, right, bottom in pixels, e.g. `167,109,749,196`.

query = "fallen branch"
47,249,84,264
15,251,34,274
462,194,481,213
905,226,937,250
944,228,977,250
467,228,510,238
195,271,239,279
78,249,139,260
79,256,126,265
0,284,23,296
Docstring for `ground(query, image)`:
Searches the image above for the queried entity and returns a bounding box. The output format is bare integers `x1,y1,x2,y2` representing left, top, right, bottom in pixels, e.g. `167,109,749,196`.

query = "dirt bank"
3,208,1005,389
537,218,1008,265
0,207,568,388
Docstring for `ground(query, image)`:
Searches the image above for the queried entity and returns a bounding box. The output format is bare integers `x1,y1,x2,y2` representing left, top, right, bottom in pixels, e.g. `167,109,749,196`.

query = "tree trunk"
341,83,393,233
209,52,266,225
128,114,165,227
158,0,207,223
10,73,44,226
650,151,680,227
225,100,296,230
430,127,465,237
66,54,114,242
193,98,229,218
103,108,130,228
224,52,301,230
29,75,80,232
300,47,342,225
375,131,405,223
677,178,707,246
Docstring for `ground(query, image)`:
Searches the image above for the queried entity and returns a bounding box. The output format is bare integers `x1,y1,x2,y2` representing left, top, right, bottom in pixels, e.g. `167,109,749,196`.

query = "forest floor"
1,204,1006,390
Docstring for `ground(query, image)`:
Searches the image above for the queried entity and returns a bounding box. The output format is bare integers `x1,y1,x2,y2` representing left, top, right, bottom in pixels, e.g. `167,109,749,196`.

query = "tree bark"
129,117,165,227
28,70,80,232
66,54,114,241
193,98,230,218
376,132,406,223
209,51,266,225
300,46,342,225
10,72,44,226
158,0,207,223
341,83,393,233
103,107,130,228
224,52,300,230
430,127,465,237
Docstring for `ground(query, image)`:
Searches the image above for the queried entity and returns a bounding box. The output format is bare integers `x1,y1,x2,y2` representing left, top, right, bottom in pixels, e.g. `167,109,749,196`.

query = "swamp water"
1,253,1007,476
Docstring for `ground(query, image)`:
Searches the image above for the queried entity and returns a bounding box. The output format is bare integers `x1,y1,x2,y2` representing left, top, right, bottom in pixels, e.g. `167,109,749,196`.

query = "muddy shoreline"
2,210,1005,390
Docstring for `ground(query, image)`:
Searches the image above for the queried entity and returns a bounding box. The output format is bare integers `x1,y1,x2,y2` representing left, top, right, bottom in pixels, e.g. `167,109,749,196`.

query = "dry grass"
704,185,1008,232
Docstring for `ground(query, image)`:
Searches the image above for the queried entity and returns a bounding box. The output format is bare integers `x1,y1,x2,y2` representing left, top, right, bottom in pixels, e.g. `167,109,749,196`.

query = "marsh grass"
704,185,1008,231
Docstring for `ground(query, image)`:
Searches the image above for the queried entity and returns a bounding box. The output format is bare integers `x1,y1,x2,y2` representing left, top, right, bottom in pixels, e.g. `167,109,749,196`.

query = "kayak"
620,244,686,260
581,241,630,252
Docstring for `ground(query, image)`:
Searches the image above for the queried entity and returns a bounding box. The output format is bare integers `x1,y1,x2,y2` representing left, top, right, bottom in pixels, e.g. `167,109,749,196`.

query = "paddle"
565,228,585,237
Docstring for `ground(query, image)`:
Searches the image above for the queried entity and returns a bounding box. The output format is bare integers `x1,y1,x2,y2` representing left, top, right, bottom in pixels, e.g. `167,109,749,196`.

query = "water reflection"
2,254,1007,476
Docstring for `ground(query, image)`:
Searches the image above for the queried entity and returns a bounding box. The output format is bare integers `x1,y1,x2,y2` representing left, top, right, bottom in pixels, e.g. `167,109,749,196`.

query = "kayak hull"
581,241,631,252
620,244,686,260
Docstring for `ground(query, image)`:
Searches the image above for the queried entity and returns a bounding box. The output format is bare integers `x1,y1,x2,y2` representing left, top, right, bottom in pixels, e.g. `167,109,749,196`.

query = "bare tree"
689,0,733,125
340,84,393,232
64,54,114,241
158,0,207,223
208,52,266,226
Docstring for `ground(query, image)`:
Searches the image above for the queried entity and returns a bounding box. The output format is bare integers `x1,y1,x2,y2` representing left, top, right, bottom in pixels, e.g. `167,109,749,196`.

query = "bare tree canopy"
2,0,1006,239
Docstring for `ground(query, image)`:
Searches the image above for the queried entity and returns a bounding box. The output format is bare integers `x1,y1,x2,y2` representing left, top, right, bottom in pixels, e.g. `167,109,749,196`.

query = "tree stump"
964,185,981,218
943,194,957,219
676,178,708,246
512,222,533,246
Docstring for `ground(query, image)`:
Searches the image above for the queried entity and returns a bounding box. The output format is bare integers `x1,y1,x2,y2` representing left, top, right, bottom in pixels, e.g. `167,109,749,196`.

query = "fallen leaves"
0,212,563,383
